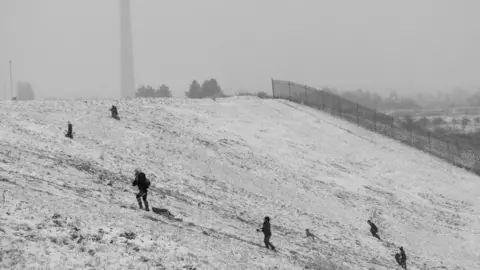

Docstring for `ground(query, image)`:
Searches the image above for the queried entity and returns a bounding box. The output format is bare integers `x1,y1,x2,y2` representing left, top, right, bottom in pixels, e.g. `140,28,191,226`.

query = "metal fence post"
271,79,275,98
454,141,459,166
410,126,414,146
452,141,456,166
316,89,320,109
356,103,359,125
327,92,333,115
428,131,431,154
391,116,395,139
338,97,342,117
304,85,308,105
447,140,451,162
321,91,325,110
288,82,292,101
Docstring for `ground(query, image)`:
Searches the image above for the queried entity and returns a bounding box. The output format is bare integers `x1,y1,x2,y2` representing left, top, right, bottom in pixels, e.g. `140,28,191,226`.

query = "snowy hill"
1,97,479,270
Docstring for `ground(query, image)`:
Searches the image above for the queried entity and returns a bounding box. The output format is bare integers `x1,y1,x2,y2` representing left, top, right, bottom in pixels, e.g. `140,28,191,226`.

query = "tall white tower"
119,0,135,98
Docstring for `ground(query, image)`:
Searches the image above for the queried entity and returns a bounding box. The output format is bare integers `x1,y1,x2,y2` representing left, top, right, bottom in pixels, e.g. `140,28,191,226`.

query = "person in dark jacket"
367,220,380,240
399,246,407,269
110,105,119,120
65,121,73,139
132,168,150,211
257,216,275,250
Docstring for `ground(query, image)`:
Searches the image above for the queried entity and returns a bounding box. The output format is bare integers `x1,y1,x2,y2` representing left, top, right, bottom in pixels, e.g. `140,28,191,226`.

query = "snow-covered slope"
1,97,479,270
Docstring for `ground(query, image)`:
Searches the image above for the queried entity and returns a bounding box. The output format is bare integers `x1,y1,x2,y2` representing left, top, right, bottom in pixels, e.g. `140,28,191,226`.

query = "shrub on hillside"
475,117,480,125
461,116,471,131
432,127,450,137
432,117,447,126
451,118,459,125
185,79,225,99
415,117,431,129
236,91,270,99
136,85,172,98
257,91,269,99
400,115,414,131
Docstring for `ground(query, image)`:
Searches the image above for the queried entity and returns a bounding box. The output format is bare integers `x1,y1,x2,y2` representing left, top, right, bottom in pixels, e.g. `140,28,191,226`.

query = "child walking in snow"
110,105,119,120
399,247,407,269
65,121,73,139
257,216,275,250
132,168,151,211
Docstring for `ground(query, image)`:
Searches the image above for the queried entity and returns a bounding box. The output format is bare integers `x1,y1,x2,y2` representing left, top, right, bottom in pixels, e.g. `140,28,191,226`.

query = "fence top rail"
275,80,317,90
272,79,291,84
273,79,343,96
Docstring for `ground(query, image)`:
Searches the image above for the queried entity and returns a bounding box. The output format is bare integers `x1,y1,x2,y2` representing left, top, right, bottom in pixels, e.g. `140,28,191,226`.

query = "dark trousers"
370,229,380,240
136,190,149,211
65,128,73,139
264,234,275,250
66,125,73,139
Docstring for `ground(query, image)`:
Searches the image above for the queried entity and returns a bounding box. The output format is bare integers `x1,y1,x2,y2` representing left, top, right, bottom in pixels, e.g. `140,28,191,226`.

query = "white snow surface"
1,96,479,270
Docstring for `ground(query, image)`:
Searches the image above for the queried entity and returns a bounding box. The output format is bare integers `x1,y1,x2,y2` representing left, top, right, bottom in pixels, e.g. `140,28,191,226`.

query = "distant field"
386,107,480,134
388,107,480,118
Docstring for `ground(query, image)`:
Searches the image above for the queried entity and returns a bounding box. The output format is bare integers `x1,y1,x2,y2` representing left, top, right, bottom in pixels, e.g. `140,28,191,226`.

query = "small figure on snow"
367,220,381,240
306,229,317,239
399,246,407,269
132,168,151,211
65,121,73,139
256,216,275,250
110,105,119,120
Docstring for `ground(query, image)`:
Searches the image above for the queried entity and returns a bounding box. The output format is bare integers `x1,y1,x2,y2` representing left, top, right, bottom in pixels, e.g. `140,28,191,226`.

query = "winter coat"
133,172,150,192
262,220,272,236
400,249,407,261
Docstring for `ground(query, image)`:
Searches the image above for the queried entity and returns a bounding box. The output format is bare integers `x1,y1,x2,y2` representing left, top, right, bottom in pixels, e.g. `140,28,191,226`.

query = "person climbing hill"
367,220,381,240
65,121,73,139
110,105,119,120
257,216,276,250
132,168,151,211
399,246,407,269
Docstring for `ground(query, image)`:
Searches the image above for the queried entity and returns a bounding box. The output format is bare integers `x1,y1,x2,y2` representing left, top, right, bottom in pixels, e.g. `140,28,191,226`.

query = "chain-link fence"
272,79,480,175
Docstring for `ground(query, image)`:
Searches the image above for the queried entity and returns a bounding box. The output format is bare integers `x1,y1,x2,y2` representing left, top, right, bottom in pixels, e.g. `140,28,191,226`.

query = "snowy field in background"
1,96,479,270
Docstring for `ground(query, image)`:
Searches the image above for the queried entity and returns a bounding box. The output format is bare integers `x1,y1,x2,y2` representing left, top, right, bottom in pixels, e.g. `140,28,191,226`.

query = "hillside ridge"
1,97,479,270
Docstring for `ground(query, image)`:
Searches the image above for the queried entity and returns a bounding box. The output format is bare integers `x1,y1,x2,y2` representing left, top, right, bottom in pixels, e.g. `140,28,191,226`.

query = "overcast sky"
1,0,479,100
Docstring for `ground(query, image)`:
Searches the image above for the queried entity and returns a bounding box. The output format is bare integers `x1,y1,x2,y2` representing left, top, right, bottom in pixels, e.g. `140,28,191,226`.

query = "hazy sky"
1,0,480,100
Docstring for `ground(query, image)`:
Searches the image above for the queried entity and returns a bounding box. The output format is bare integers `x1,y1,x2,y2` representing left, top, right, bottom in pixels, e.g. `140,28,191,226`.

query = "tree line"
135,84,172,98
136,78,225,99
11,78,227,100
